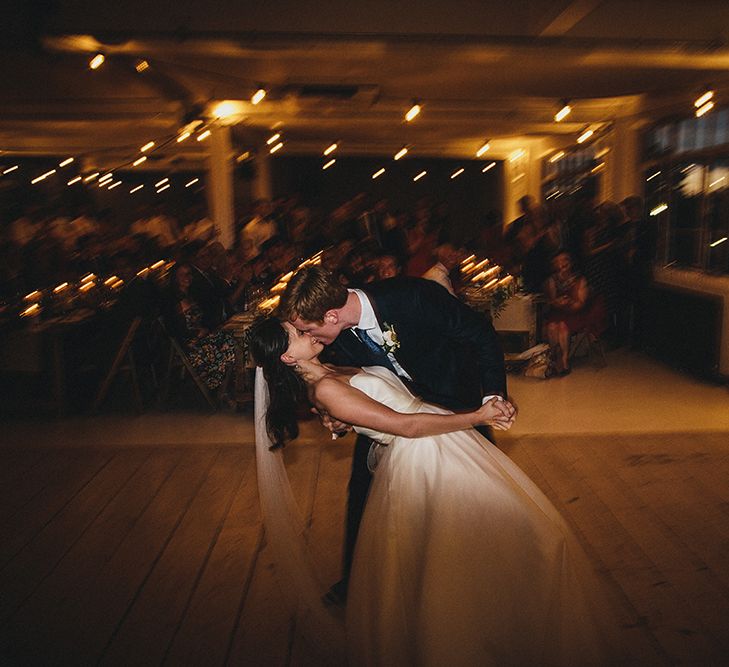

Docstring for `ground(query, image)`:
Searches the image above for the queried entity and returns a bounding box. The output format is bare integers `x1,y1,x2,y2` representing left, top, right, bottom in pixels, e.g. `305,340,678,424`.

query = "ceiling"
2,0,729,172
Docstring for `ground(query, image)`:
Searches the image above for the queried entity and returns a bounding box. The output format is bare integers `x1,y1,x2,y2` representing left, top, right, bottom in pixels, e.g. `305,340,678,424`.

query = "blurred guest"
185,205,217,243
584,201,621,332
376,252,402,280
381,209,409,265
239,199,278,260
621,195,655,348
422,241,462,296
162,262,236,393
544,251,606,376
520,204,558,294
472,209,506,265
404,208,438,277
10,211,42,247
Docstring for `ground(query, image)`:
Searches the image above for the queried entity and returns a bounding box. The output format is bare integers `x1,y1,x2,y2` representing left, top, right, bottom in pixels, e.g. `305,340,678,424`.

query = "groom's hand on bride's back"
312,407,353,439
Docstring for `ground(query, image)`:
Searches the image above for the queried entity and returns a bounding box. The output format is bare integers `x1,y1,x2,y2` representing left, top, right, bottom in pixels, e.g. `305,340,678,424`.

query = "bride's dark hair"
248,316,304,449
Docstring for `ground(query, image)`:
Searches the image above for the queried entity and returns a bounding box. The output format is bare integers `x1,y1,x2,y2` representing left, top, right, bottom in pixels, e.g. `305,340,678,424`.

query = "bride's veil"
254,367,346,660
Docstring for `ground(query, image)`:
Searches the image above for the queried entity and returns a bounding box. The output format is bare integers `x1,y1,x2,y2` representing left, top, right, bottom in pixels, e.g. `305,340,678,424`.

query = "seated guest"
375,252,402,280
162,262,236,394
543,251,606,376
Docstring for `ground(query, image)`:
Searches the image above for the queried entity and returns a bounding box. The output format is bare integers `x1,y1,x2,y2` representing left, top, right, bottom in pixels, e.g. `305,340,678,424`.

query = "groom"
279,266,514,601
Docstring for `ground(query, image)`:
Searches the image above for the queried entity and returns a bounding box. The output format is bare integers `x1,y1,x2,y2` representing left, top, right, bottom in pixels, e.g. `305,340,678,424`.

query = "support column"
607,118,641,202
207,126,235,248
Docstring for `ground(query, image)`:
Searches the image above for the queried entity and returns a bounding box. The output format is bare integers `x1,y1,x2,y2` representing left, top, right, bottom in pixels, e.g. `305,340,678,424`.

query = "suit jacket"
321,277,506,411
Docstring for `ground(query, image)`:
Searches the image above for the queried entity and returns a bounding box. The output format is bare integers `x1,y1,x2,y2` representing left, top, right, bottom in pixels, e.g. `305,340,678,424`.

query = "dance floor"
1,352,728,665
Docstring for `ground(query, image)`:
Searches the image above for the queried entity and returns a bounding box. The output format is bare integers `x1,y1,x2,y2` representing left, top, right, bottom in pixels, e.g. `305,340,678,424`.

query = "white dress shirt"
350,289,412,380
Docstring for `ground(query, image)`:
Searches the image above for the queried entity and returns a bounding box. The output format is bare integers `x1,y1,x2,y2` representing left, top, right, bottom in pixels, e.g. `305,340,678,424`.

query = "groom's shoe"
322,579,348,607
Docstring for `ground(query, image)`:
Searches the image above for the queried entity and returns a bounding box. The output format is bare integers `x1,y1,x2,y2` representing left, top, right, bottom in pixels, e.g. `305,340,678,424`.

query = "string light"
98,172,113,184
197,129,211,141
185,178,199,188
481,162,496,173
577,129,594,144
251,87,267,105
157,183,171,193
694,89,714,109
89,53,105,70
176,131,191,143
646,171,661,181
59,157,74,167
696,101,714,117
270,142,284,154
133,156,147,166
372,168,386,179
108,180,122,190
476,141,490,157
509,149,526,162
323,142,338,156
323,159,336,170
450,168,465,179
140,141,155,152
3,165,19,174
84,172,99,182
650,203,668,216
549,151,565,163
710,236,728,247
155,177,169,188
130,184,144,193
67,176,82,185
135,59,150,73
554,101,572,122
266,133,281,145
405,102,421,122
394,146,408,160
31,169,56,184
413,170,427,182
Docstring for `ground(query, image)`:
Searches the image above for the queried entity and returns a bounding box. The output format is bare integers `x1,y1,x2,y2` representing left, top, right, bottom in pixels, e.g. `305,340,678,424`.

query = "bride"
249,316,619,666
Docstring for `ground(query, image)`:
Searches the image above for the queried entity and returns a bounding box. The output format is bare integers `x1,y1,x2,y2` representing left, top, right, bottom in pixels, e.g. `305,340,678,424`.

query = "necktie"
354,328,397,374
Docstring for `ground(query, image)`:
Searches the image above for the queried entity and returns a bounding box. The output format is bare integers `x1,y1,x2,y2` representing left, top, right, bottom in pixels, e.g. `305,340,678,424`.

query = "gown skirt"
346,366,619,667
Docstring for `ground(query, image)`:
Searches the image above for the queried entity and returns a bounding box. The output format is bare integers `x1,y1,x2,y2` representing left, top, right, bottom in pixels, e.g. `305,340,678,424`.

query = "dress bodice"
348,366,431,445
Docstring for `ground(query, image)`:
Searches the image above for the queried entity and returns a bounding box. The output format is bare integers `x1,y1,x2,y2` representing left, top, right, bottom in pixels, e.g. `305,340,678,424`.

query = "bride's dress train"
346,366,618,666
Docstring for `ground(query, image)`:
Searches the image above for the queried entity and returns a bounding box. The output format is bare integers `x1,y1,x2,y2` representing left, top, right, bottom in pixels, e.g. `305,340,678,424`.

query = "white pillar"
207,126,235,248
607,118,641,202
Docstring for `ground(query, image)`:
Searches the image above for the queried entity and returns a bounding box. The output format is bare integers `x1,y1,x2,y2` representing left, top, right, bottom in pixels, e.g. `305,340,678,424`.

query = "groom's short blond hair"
279,266,348,323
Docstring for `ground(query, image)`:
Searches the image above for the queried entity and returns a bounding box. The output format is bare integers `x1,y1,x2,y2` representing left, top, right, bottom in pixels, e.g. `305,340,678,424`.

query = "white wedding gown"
346,366,618,667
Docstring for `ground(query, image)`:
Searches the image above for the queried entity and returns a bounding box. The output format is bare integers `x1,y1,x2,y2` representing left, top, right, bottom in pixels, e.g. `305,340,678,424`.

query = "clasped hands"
476,396,517,431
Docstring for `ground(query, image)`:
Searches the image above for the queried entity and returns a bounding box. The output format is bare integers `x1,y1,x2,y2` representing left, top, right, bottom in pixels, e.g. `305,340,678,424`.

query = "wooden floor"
1,429,728,665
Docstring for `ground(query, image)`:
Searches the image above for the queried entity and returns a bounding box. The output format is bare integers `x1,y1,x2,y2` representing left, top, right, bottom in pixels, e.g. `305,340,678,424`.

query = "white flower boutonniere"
381,323,400,354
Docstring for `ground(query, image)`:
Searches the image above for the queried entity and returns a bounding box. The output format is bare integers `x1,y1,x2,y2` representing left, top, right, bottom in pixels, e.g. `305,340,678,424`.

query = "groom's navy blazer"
322,276,507,411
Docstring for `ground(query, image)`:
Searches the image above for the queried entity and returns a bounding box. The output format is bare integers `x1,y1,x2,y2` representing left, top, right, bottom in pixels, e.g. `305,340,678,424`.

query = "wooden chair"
158,318,218,411
569,328,607,368
93,316,144,412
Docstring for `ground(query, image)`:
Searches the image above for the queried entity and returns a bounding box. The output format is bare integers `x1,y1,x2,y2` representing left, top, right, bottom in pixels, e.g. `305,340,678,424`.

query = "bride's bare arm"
313,377,512,438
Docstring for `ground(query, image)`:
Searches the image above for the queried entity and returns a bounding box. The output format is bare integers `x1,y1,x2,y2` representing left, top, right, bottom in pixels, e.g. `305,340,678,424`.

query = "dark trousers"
342,423,493,583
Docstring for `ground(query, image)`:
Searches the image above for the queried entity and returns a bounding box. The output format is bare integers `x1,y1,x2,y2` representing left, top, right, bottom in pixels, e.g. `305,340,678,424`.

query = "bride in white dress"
249,317,619,666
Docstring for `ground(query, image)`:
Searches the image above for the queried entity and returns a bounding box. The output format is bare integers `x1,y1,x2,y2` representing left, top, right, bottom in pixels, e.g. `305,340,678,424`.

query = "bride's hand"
312,407,353,439
474,397,516,431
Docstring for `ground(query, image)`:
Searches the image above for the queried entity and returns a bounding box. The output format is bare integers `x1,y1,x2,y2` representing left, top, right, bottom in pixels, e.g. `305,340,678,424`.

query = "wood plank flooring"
1,429,728,665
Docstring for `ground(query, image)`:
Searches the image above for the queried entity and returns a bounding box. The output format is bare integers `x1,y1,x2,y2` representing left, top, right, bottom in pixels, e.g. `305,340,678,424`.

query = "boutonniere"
381,322,400,354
